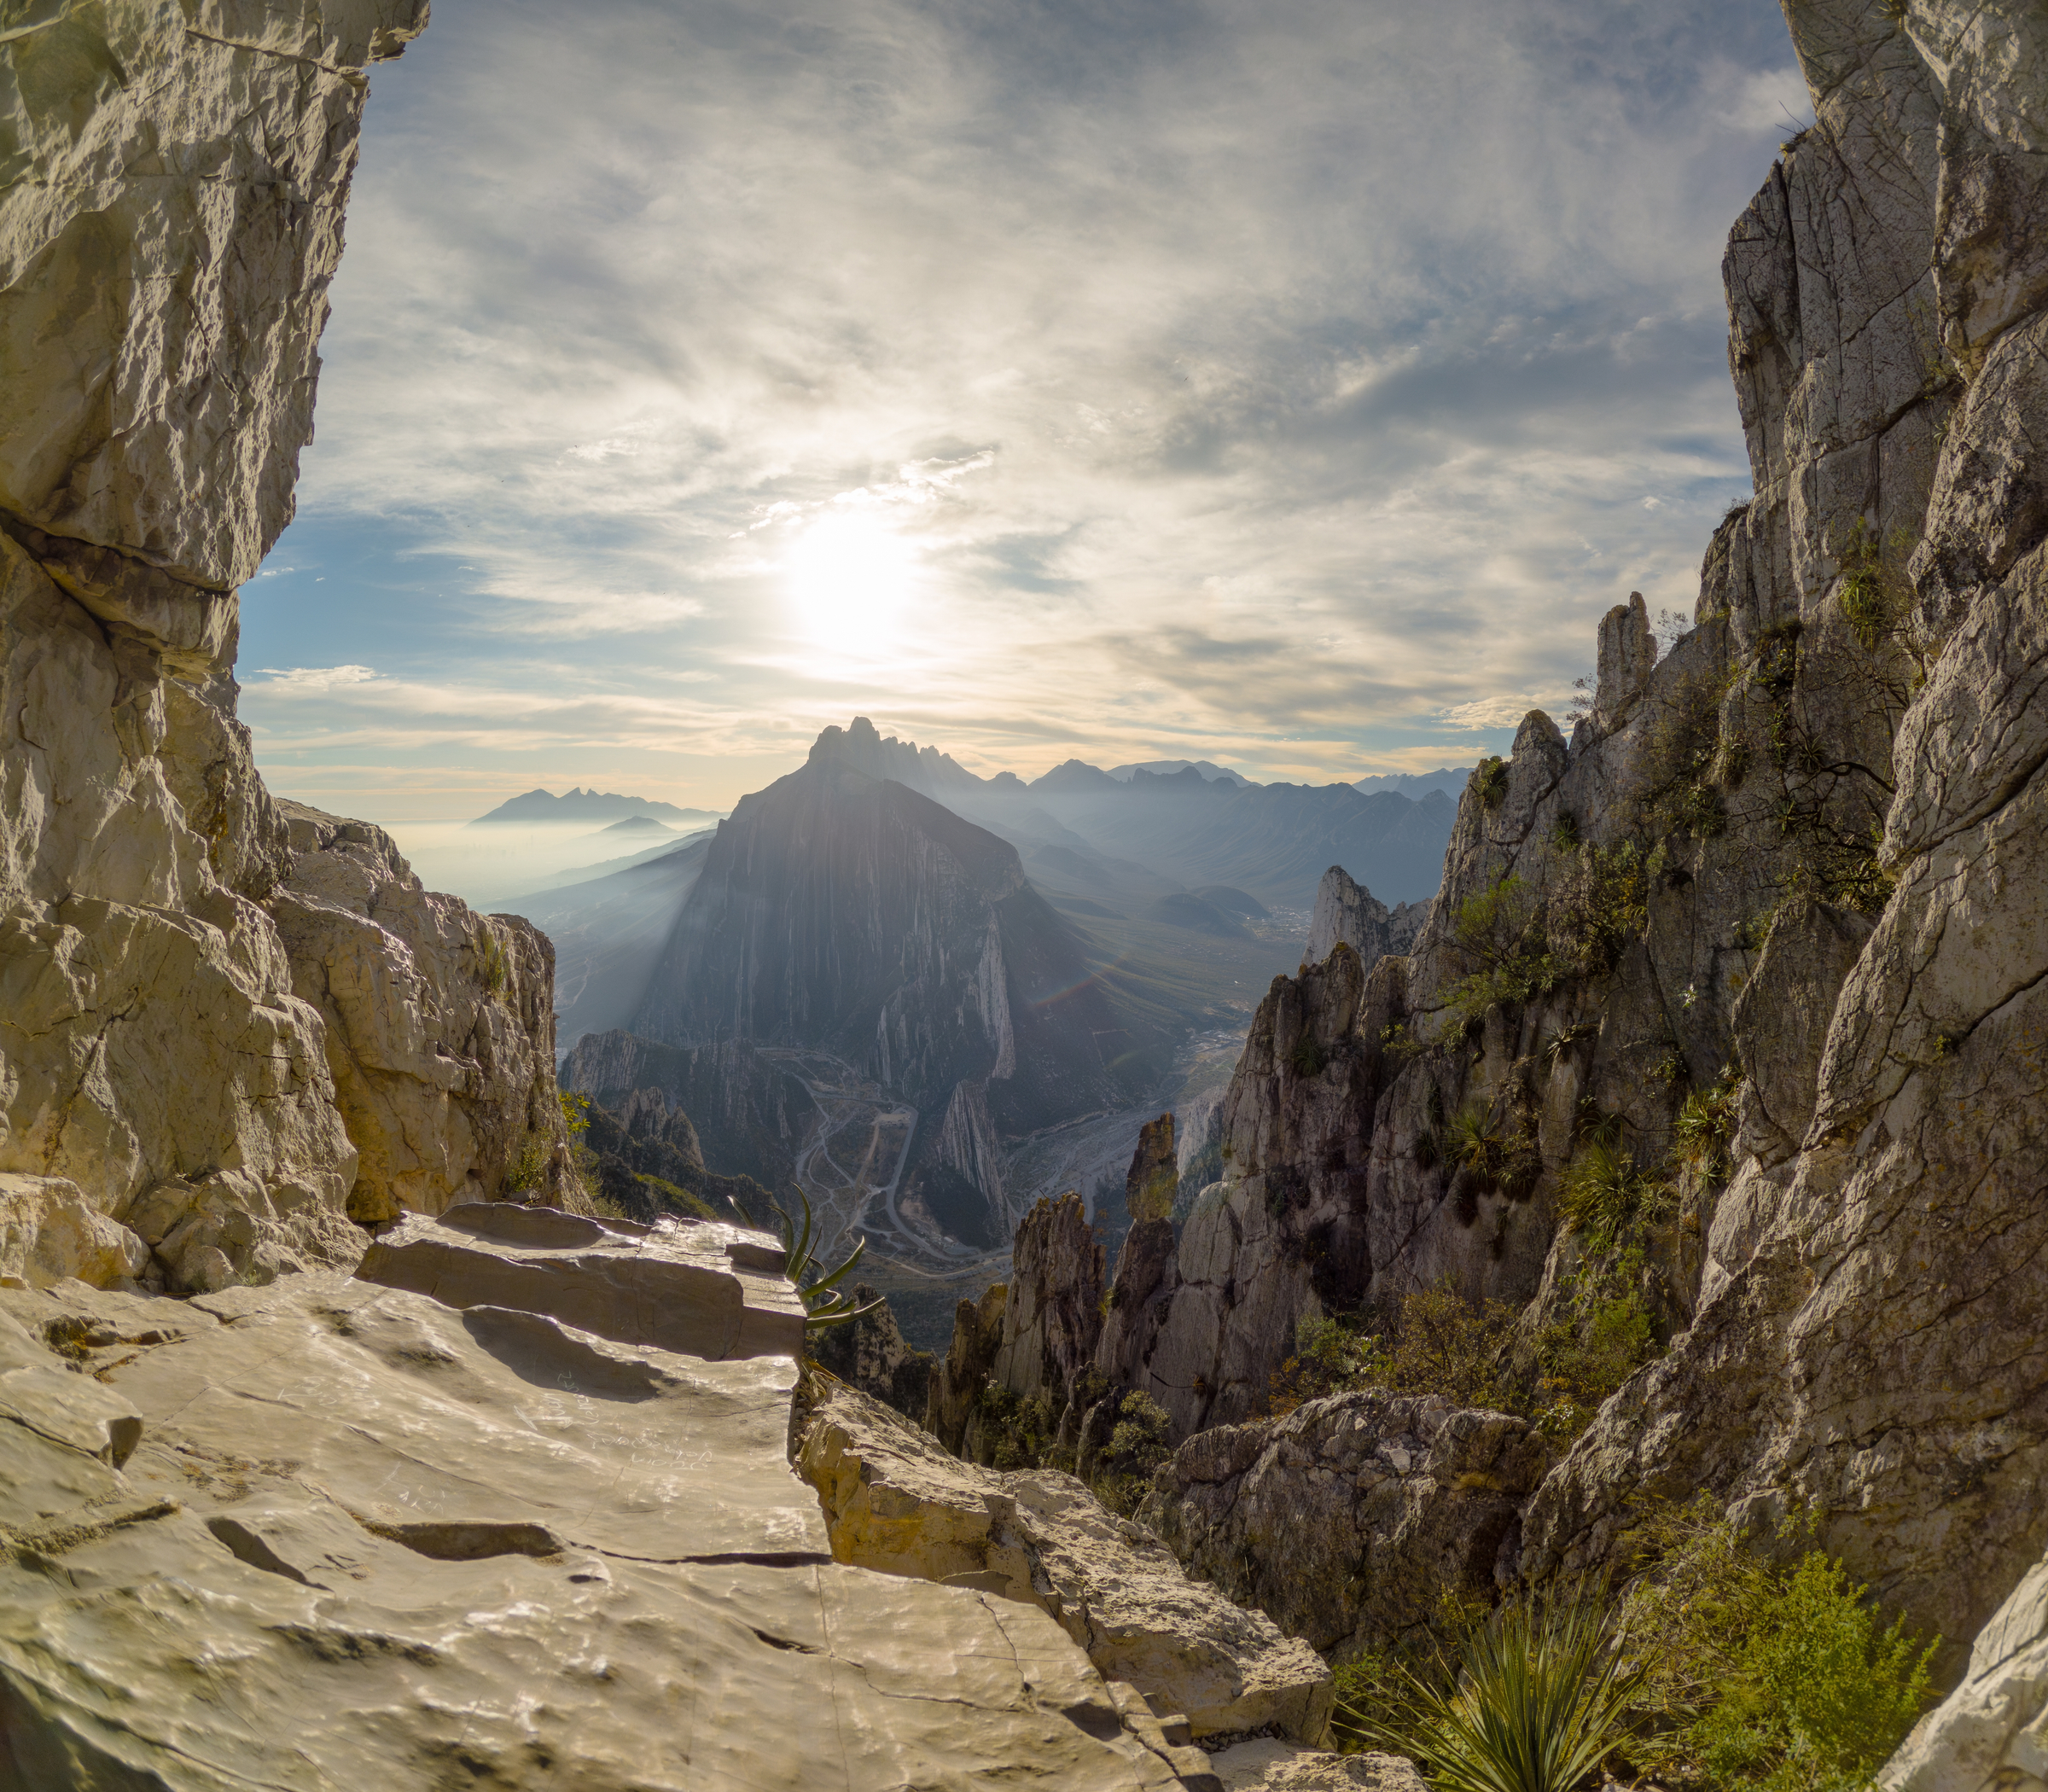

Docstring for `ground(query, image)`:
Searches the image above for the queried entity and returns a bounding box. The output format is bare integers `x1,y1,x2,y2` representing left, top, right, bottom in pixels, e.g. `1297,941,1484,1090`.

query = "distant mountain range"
1353,766,1473,798
500,717,1463,1257
470,787,723,827
1106,759,1250,786
811,717,1455,908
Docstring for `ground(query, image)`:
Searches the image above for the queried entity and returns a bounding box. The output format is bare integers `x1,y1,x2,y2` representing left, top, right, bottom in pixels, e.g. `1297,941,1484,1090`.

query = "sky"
239,0,1813,823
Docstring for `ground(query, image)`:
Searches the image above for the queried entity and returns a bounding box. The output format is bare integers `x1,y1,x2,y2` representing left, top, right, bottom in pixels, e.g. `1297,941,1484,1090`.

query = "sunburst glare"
783,510,920,661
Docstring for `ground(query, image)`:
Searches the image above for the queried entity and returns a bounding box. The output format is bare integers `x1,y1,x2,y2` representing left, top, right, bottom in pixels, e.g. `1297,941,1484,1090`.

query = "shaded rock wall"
1144,1393,1551,1661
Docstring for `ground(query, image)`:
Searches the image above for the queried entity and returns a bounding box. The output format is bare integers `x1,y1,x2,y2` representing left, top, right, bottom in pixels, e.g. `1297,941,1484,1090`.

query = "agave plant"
1353,1592,1644,1792
768,1190,882,1334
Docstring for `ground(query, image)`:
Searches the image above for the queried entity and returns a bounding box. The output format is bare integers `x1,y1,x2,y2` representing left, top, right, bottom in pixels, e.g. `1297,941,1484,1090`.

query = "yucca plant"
1353,1592,1644,1792
766,1190,882,1335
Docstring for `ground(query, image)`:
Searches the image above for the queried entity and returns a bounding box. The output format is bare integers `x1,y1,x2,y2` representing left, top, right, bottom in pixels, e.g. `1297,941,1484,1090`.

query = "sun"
783,510,919,660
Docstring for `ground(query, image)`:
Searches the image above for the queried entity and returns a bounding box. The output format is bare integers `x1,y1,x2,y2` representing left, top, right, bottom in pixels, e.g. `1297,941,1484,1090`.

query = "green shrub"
1349,1590,1645,1792
1620,1498,1939,1791
1289,1032,1328,1077
1264,1285,1518,1417
1474,757,1510,809
1674,1068,1743,1173
1266,1314,1393,1416
1446,876,1562,1020
1558,1140,1667,1248
1092,1391,1173,1512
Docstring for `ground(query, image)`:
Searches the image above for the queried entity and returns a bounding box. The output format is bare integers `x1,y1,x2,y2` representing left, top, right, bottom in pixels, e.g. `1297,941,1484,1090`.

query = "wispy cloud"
248,0,1807,817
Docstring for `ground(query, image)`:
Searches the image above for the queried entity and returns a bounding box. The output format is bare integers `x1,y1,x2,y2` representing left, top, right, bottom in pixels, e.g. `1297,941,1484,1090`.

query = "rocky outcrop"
1098,945,1421,1437
271,800,575,1221
0,3,572,1289
1144,1393,1552,1659
357,1201,808,1361
0,1268,1217,1788
797,1377,1334,1745
993,1191,1105,1403
1303,868,1429,973
927,1280,1009,1455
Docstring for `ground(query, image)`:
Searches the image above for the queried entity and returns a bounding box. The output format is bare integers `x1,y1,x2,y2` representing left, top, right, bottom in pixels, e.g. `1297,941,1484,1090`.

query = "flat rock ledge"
796,1375,1335,1745
0,1268,1220,1789
357,1200,807,1359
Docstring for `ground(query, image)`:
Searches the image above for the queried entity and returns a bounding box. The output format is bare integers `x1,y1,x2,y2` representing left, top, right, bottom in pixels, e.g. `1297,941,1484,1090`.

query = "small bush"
1388,1281,1521,1411
1266,1314,1393,1417
1674,1068,1743,1173
1092,1391,1173,1511
1446,876,1563,1020
474,926,509,998
1289,1032,1328,1078
1621,1498,1939,1791
1559,1140,1668,1248
1474,757,1510,809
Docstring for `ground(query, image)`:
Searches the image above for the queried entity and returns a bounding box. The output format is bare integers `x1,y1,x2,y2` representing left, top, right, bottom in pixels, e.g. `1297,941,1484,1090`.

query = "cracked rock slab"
357,1201,806,1362
0,1275,1200,1789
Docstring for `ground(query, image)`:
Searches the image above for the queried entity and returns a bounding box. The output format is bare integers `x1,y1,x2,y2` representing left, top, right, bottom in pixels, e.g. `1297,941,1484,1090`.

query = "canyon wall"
0,0,574,1295
932,0,2048,1682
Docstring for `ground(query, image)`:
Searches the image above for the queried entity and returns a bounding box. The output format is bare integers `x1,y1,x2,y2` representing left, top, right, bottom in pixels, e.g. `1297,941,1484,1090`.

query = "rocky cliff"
1302,867,1429,973
630,736,1167,1232
922,3,2048,1740
0,0,576,1294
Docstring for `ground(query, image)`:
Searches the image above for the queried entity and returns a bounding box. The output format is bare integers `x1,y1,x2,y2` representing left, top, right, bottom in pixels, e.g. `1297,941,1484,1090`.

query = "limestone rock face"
1144,1392,1551,1658
0,1273,1204,1789
993,1191,1105,1402
797,1377,1334,1744
271,800,575,1220
1521,0,2048,1658
1304,866,1430,972
0,0,428,591
356,1202,807,1361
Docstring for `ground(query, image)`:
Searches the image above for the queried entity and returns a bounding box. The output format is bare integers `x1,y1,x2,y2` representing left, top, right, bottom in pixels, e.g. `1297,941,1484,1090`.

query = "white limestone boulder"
797,1376,1333,1743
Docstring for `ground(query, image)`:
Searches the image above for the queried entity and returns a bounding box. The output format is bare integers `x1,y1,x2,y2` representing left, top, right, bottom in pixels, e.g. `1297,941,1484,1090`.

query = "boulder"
0,1274,1205,1789
799,1376,1333,1743
270,800,576,1220
1212,1740,1426,1792
356,1203,807,1362
0,1175,149,1290
1146,1392,1551,1658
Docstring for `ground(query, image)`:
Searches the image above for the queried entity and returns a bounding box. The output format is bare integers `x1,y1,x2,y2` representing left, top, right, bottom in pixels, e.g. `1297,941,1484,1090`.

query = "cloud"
256,665,382,691
249,0,1806,812
1434,694,1572,730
